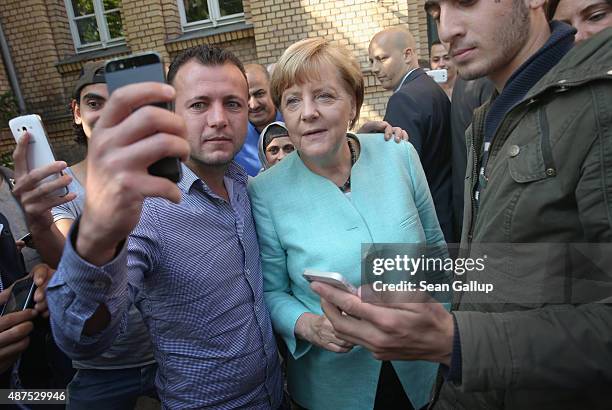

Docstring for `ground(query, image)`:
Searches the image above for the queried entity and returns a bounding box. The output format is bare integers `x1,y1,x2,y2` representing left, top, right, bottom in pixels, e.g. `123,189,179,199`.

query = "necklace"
339,137,357,193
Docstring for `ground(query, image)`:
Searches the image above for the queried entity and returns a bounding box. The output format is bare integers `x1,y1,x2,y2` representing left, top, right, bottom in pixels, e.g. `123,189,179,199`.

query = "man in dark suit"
369,27,453,242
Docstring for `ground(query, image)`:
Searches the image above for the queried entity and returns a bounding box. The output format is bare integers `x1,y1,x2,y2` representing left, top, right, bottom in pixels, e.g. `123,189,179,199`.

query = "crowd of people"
0,0,611,409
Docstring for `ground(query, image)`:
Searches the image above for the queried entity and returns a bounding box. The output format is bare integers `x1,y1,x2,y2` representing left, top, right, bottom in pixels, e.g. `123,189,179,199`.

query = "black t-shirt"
0,212,75,393
0,212,25,389
0,212,26,290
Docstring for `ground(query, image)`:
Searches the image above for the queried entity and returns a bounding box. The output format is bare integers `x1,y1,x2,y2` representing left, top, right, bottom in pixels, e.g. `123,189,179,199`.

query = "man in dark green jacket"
311,1,612,409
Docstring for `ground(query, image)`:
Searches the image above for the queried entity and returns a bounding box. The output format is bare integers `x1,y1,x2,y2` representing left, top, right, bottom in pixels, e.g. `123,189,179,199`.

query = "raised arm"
11,134,74,268
46,82,189,359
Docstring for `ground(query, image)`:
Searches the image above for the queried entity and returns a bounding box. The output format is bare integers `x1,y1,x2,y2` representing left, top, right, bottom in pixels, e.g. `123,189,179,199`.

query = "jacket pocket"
507,138,548,183
508,108,557,184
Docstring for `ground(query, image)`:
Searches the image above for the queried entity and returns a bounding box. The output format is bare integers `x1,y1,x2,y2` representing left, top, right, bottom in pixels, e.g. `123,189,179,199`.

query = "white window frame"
177,0,245,32
65,0,125,52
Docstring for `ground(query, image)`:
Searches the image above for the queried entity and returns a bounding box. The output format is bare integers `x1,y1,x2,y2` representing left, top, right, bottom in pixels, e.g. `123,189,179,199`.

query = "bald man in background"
369,27,453,242
236,64,284,176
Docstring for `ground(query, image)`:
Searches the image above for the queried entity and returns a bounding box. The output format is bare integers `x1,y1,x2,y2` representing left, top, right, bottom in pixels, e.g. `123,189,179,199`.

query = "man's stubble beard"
189,152,236,168
250,108,276,129
458,0,531,81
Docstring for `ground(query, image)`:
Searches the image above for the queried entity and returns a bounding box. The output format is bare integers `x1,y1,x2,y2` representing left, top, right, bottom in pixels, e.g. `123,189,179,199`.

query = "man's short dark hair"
167,45,247,86
430,40,442,54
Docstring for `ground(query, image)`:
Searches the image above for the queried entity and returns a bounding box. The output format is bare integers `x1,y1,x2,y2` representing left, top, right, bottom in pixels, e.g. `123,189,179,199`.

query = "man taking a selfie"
46,46,284,409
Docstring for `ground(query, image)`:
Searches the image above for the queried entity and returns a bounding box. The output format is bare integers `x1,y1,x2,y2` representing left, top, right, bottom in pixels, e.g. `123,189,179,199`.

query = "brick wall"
47,0,75,61
0,57,9,95
0,0,78,163
408,0,430,59
0,0,67,119
248,0,429,127
161,0,183,40
0,129,15,160
122,0,169,61
167,30,257,64
361,74,392,130
0,0,431,162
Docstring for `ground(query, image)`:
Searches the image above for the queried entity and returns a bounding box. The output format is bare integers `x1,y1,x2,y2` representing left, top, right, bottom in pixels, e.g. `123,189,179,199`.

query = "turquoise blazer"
248,134,446,410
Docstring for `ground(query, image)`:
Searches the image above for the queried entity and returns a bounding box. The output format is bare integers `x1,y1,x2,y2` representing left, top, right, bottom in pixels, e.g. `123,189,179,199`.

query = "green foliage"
76,17,101,44
0,151,13,169
103,0,121,10
71,0,94,16
0,90,19,126
106,11,124,39
185,0,210,22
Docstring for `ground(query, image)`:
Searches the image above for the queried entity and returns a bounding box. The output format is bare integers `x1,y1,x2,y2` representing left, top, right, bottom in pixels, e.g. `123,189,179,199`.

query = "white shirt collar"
394,67,419,93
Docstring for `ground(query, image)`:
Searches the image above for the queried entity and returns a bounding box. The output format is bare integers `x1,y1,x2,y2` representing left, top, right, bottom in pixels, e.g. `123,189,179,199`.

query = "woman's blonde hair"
270,37,364,129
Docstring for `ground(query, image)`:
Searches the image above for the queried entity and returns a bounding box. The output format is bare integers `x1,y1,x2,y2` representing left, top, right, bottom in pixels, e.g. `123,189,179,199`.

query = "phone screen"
1,276,35,316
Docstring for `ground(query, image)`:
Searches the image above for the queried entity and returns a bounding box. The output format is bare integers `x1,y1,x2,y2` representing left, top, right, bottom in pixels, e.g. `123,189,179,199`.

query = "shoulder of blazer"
249,150,300,191
356,134,415,171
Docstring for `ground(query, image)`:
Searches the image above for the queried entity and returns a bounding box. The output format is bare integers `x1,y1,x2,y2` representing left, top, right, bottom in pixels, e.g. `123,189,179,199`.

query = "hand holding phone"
10,132,76,236
9,115,68,197
303,270,358,295
1,276,36,316
73,74,189,267
18,232,34,248
0,284,36,374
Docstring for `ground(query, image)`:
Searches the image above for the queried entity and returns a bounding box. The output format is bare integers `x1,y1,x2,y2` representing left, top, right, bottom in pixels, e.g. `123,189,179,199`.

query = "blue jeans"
67,363,157,410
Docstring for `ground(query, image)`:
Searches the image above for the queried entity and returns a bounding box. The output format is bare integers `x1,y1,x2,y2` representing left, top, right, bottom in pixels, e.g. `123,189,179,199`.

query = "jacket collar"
526,26,612,100
482,21,575,143
394,67,423,92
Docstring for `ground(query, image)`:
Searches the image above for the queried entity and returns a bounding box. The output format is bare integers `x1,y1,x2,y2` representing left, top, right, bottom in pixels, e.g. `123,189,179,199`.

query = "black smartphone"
1,276,36,316
104,52,182,183
18,232,34,248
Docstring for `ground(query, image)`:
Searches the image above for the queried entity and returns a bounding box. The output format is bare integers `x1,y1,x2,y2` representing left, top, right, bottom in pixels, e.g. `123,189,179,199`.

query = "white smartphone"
303,270,358,295
426,68,448,84
9,114,67,197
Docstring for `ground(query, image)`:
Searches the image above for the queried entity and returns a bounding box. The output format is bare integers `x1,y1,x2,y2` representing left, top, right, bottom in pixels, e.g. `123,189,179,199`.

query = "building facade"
0,0,432,164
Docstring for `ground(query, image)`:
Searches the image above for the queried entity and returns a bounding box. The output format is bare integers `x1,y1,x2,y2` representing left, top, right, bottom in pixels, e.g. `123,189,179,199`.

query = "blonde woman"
248,38,445,410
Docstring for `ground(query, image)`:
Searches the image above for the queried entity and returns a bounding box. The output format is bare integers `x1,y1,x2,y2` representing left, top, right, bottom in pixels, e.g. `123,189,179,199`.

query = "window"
65,0,125,52
178,0,245,32
427,14,440,51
